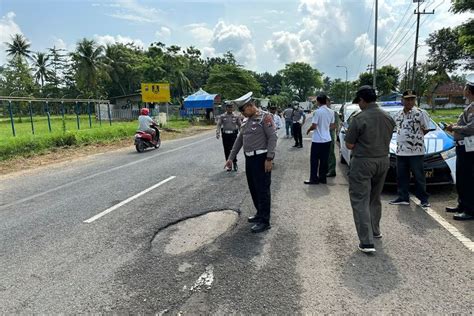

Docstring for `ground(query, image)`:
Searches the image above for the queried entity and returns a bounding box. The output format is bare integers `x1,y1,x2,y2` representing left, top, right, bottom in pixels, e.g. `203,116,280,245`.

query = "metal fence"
0,97,111,137
1,97,220,137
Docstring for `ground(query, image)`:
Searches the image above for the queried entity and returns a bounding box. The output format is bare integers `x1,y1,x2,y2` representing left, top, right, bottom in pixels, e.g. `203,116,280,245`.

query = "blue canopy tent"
183,89,219,109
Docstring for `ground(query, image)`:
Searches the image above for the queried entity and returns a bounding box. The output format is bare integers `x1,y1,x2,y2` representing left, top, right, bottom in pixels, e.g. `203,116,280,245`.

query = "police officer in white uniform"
226,92,278,233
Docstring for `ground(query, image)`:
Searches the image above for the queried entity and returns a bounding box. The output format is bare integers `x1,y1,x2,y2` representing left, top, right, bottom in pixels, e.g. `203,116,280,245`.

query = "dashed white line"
411,197,474,252
84,176,176,223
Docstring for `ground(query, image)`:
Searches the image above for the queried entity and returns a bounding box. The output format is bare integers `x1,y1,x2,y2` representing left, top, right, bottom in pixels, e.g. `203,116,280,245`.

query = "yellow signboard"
141,83,171,103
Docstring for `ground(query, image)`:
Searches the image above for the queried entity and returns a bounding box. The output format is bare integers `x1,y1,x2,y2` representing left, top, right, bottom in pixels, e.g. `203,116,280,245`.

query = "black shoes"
293,144,299,147
233,163,238,171
326,173,336,177
247,216,261,223
304,180,319,185
297,145,303,148
358,243,376,253
453,212,474,221
446,206,463,213
251,222,271,233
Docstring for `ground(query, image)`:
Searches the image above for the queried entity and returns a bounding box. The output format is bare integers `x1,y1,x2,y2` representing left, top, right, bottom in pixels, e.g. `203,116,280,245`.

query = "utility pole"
336,65,348,103
367,64,374,74
412,0,434,90
373,0,378,90
404,62,409,91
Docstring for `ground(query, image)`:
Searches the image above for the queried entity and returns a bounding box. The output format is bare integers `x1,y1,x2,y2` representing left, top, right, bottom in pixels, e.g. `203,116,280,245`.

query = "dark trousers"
222,132,238,163
245,153,271,224
310,141,332,183
285,120,293,137
327,131,337,175
396,155,429,202
293,122,303,146
456,145,474,213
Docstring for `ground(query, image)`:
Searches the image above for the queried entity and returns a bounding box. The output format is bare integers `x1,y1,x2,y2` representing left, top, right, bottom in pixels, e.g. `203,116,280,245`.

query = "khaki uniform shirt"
216,112,241,136
453,102,474,140
345,103,396,158
291,109,305,123
228,111,278,160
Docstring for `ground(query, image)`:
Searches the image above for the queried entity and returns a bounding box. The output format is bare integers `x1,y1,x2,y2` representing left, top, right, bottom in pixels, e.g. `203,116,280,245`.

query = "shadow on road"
341,246,400,299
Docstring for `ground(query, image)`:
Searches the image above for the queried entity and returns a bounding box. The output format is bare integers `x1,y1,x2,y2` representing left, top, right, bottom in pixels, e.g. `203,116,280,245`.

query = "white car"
338,103,456,185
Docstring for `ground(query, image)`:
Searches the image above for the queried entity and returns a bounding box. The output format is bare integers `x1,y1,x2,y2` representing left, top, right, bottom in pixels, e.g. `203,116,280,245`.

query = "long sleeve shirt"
453,102,474,140
228,111,278,160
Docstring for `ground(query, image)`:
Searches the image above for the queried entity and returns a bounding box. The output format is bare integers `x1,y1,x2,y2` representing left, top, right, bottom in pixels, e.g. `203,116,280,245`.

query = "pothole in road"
152,210,239,255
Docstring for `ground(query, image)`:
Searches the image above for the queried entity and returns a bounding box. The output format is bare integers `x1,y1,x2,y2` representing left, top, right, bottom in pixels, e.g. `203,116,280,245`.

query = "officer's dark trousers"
396,155,429,202
245,153,271,224
310,141,331,183
327,132,337,175
456,145,474,214
285,120,293,137
293,122,303,146
349,156,389,245
222,132,238,163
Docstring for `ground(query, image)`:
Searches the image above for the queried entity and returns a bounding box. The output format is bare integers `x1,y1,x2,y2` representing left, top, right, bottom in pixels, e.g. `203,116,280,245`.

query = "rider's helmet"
140,108,150,115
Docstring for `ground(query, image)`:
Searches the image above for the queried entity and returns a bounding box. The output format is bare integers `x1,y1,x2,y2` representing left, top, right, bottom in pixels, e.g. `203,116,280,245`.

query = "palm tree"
5,34,31,61
32,52,52,87
104,44,128,95
71,38,105,96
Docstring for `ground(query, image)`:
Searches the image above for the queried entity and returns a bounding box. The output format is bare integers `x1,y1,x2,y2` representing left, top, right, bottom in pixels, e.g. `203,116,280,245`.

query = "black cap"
355,85,376,102
402,89,417,99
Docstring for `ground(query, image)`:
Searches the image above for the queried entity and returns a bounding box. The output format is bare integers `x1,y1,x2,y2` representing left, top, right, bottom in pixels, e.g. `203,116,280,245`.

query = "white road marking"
83,176,175,223
411,197,474,252
0,137,213,210
190,265,214,292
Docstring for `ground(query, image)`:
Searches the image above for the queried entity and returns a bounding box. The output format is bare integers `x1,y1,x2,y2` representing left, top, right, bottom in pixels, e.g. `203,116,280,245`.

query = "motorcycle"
134,124,161,153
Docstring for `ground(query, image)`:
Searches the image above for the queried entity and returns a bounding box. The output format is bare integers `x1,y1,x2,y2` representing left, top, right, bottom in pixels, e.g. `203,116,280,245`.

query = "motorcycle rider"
138,108,159,141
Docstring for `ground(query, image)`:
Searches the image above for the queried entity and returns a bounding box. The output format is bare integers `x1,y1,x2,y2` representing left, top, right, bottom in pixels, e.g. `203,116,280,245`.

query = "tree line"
0,1,471,108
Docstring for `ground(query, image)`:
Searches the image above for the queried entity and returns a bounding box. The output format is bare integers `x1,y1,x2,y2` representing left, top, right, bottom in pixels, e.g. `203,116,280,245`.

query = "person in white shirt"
389,90,431,207
269,105,283,131
304,94,336,184
138,107,158,139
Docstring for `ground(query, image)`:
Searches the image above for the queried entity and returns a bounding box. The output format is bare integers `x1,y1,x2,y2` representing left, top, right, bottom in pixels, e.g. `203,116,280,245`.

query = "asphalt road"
1,122,472,313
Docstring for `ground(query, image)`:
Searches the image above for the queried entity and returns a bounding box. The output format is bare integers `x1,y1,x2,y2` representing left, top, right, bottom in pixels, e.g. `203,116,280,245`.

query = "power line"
377,1,413,60
357,0,375,75
378,0,440,66
389,1,442,67
377,19,417,65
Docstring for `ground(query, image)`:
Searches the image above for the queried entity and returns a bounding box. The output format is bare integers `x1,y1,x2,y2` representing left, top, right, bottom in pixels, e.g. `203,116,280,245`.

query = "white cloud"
188,25,214,46
210,21,257,67
108,0,162,23
265,9,284,15
93,34,145,48
155,26,171,39
0,12,22,65
201,47,216,59
265,31,313,63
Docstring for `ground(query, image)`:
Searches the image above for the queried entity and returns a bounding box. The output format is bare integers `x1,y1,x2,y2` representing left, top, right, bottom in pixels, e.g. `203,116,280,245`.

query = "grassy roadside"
426,108,463,124
0,117,203,161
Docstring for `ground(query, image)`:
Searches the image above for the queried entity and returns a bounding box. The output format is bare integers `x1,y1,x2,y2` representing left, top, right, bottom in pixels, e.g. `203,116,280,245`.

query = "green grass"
426,108,463,124
0,115,192,160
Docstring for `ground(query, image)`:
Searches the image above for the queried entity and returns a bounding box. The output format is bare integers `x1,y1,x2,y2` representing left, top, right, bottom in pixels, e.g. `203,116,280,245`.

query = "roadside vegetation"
0,117,194,161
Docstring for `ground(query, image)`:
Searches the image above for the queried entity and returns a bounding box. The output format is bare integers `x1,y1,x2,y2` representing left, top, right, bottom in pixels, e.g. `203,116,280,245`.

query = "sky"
0,0,472,81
